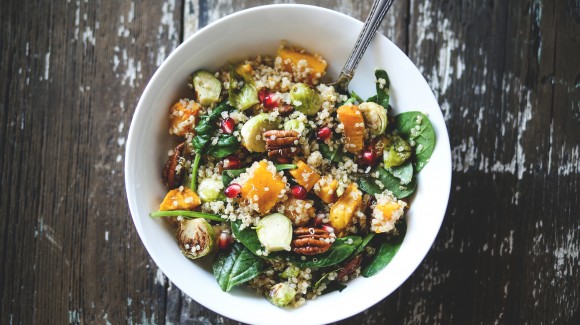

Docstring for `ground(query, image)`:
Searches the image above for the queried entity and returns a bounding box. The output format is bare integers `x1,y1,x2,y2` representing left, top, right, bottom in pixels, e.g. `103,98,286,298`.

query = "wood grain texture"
0,0,578,324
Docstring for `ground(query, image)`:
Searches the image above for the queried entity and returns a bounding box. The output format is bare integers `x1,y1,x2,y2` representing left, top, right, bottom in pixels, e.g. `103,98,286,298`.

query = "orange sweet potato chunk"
169,99,201,136
315,175,339,204
241,160,285,214
159,188,201,211
289,160,321,191
329,183,362,236
277,46,327,83
337,104,365,153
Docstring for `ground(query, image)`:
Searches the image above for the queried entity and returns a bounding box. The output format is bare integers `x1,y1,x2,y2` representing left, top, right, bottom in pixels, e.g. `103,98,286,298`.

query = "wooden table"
1,0,579,324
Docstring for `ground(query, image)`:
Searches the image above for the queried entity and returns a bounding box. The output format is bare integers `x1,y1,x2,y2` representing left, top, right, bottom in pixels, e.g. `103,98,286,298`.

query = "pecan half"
336,254,363,281
292,226,334,255
162,142,185,189
263,130,301,161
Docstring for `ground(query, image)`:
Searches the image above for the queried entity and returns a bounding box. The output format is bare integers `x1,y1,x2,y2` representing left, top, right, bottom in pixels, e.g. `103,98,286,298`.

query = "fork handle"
339,0,395,81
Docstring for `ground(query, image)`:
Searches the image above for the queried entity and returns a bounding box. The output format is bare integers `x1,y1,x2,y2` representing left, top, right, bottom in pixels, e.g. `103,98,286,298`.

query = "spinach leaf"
346,90,364,104
205,134,240,158
353,233,376,256
190,153,201,191
231,221,265,255
288,236,362,268
192,102,239,157
388,161,414,185
375,69,390,108
213,242,263,292
319,143,349,163
361,221,406,277
395,112,435,172
357,167,416,198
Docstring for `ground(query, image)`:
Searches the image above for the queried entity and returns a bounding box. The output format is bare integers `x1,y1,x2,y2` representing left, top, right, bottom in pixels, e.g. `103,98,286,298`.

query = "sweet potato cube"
277,46,327,83
329,183,362,236
337,104,365,153
289,160,321,191
159,188,201,211
169,99,201,136
241,160,286,214
315,175,339,204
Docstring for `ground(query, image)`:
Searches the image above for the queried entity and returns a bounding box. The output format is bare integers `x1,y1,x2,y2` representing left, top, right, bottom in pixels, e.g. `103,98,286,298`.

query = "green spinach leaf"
395,112,435,172
388,161,414,185
353,233,376,256
288,236,362,268
212,242,263,292
375,69,390,108
357,167,416,198
319,143,349,163
205,134,240,158
231,221,265,255
361,221,406,277
321,282,347,295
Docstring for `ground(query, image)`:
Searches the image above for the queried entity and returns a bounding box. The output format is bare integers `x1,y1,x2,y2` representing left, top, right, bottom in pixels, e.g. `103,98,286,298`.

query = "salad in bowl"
149,43,435,308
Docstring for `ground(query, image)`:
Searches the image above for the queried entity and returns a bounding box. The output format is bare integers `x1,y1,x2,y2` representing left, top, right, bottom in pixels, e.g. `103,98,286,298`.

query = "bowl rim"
125,3,452,324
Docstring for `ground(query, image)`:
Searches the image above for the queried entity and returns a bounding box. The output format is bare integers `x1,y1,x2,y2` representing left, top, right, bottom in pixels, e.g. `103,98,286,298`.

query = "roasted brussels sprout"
240,113,279,152
383,135,412,168
256,213,292,252
268,283,296,307
229,64,259,111
177,218,215,259
197,178,224,202
289,83,323,116
192,70,221,106
283,119,306,134
280,265,300,279
359,102,387,137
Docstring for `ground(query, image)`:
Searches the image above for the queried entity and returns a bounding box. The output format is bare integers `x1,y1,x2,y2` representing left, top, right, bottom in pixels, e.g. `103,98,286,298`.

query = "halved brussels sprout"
256,213,292,252
192,70,221,106
283,119,306,134
229,64,259,111
240,113,279,152
268,283,296,307
359,102,387,137
197,178,224,202
383,135,412,168
177,218,215,259
289,83,323,116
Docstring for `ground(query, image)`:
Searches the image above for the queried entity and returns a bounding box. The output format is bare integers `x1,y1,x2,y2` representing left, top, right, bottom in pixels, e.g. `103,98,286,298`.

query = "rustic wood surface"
1,0,578,324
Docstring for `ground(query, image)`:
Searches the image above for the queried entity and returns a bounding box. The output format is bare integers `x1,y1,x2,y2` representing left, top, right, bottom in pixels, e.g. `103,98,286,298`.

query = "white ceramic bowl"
125,4,451,324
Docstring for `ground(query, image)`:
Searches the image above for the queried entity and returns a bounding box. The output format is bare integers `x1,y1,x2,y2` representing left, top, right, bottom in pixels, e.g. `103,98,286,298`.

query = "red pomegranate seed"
321,224,335,234
224,183,241,198
317,127,332,140
291,185,308,199
258,88,269,102
221,117,235,134
217,230,234,250
259,88,279,109
223,155,241,170
361,149,377,165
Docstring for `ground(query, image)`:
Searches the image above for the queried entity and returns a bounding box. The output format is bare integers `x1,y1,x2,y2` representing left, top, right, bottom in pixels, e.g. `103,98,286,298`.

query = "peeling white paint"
44,52,50,80
105,230,109,241
155,268,166,286
82,26,96,47
117,137,126,146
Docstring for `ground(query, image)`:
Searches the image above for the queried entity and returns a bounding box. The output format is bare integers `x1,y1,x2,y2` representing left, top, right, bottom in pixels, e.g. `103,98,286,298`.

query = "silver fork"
330,0,395,92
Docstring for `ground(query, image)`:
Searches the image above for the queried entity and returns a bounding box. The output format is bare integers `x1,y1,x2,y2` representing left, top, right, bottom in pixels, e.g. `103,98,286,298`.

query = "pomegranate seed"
221,117,235,134
317,127,332,140
223,155,241,170
224,183,241,198
217,230,234,250
259,88,279,109
361,149,377,165
258,88,269,102
321,224,335,234
291,185,308,199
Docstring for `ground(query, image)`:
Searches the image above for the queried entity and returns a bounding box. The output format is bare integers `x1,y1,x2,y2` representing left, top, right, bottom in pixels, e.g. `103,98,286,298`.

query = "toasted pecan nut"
162,142,185,189
336,254,363,281
263,130,301,160
292,226,335,255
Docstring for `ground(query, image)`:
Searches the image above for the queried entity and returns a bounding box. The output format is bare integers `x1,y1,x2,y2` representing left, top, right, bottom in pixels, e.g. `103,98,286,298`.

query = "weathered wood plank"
0,0,182,324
